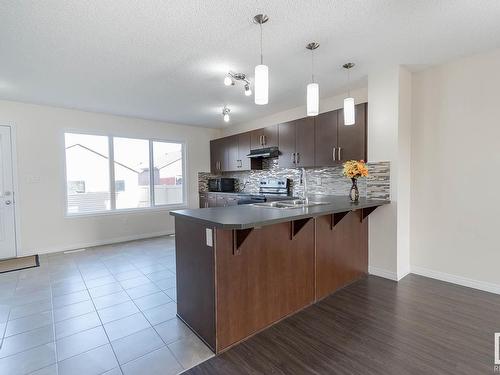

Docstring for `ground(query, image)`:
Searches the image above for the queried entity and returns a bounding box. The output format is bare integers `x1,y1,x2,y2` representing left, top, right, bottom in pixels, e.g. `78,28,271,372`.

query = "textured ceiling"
1,1,500,127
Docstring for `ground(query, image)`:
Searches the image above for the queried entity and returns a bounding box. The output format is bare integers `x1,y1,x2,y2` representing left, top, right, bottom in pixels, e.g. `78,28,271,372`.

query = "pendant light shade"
343,97,355,125
307,83,319,116
255,64,269,105
342,63,356,125
254,14,269,106
306,42,320,117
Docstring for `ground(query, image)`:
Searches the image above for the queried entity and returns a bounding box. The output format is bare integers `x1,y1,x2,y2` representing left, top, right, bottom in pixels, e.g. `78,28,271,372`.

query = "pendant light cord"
260,22,263,65
311,49,315,83
347,67,351,97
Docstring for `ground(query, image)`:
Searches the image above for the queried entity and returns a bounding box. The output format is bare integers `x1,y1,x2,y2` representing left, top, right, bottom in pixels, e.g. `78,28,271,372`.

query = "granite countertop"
171,196,389,229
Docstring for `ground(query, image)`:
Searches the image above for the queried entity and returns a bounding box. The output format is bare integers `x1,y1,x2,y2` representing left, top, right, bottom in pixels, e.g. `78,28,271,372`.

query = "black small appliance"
208,177,236,192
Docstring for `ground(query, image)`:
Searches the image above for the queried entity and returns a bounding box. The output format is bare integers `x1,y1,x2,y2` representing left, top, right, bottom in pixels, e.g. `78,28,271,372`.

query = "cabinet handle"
337,147,342,161
333,147,336,161
291,153,295,164
296,152,300,164
262,135,266,146
260,135,263,146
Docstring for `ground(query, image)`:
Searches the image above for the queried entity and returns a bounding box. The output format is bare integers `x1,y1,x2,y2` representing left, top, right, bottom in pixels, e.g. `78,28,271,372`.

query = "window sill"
65,204,188,219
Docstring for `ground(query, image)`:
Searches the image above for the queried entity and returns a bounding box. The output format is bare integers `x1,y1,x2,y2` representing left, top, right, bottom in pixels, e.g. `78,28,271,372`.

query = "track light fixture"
222,106,231,122
224,72,252,97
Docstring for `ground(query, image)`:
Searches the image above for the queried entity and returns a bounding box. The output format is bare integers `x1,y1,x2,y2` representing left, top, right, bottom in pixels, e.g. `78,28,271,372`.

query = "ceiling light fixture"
253,14,269,105
222,106,231,122
225,72,252,97
343,63,355,125
224,75,234,86
306,42,320,117
244,84,252,96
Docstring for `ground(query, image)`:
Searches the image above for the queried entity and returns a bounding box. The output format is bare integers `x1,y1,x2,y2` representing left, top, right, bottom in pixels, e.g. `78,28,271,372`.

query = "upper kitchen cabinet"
278,117,315,168
314,103,367,166
210,137,227,174
250,125,278,150
337,103,367,161
211,132,261,173
314,110,339,166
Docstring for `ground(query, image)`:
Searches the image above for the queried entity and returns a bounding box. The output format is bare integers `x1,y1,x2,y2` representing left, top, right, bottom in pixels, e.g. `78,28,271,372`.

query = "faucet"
301,168,309,204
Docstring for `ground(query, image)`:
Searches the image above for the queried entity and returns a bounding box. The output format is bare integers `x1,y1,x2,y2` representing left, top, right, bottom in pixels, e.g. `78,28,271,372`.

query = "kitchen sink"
252,199,330,209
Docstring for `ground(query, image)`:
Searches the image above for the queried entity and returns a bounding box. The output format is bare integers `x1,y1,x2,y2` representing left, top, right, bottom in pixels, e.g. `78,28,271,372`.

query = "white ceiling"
1,1,500,128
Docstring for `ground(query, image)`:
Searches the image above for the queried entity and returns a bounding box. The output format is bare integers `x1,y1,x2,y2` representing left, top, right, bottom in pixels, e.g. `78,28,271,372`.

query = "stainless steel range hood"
247,146,279,159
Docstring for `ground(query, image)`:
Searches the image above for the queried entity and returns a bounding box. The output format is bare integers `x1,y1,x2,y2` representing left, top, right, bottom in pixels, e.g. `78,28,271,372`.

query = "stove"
259,178,290,198
237,178,291,205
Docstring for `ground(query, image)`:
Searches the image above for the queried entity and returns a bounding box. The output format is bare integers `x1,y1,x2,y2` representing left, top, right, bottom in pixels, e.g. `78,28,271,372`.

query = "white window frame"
63,130,188,217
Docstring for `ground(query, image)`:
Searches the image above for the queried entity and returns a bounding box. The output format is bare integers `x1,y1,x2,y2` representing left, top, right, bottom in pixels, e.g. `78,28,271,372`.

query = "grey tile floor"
0,236,214,375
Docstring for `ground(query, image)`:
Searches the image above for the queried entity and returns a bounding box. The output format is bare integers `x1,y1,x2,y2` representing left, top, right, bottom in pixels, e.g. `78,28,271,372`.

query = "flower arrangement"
342,160,369,179
343,160,368,202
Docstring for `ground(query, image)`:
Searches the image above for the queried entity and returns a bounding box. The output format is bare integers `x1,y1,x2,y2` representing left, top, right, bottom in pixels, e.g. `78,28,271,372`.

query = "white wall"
411,49,500,293
0,100,219,255
221,88,368,136
367,66,411,281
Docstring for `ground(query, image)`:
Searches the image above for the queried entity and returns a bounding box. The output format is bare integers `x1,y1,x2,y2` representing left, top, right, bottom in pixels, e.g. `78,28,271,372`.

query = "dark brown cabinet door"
295,117,315,167
315,212,368,300
337,103,367,161
226,135,239,172
207,194,216,207
238,132,251,170
315,110,339,166
199,193,208,208
278,121,296,168
250,125,278,150
210,138,225,174
250,129,264,150
262,124,278,148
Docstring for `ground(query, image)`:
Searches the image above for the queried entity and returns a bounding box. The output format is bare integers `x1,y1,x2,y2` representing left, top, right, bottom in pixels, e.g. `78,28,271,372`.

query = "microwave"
208,178,236,192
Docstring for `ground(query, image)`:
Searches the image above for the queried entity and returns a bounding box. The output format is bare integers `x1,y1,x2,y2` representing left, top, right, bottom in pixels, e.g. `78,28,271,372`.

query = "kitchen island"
170,196,389,353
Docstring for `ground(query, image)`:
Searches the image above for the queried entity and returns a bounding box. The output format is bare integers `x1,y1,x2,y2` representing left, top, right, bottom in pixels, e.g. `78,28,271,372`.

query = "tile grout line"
99,248,185,371
48,254,61,375
75,260,124,375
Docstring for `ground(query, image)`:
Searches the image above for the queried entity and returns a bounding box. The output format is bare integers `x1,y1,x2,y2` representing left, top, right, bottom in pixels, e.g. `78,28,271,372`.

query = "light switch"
206,228,213,247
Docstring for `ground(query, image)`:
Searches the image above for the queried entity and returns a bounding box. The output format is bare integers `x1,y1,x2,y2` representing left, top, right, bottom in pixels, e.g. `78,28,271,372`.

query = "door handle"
337,147,342,161
333,147,336,161
5,200,11,206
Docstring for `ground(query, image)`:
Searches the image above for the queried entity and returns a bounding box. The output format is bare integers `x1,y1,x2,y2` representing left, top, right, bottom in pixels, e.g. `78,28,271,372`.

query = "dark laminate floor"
186,274,500,375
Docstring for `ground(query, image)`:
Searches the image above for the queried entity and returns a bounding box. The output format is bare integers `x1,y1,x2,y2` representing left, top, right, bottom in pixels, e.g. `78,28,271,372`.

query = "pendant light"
306,42,320,116
343,63,355,125
253,14,269,105
222,106,230,122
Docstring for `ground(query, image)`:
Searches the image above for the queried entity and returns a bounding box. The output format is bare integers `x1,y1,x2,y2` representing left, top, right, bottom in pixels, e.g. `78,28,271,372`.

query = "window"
65,134,111,214
64,132,185,215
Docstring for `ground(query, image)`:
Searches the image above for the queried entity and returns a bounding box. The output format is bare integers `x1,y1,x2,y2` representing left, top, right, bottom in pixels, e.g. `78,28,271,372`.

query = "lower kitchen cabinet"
215,220,315,351
315,211,368,300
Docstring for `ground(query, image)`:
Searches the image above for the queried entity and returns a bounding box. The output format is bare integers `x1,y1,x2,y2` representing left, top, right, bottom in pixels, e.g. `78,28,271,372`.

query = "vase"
349,178,359,202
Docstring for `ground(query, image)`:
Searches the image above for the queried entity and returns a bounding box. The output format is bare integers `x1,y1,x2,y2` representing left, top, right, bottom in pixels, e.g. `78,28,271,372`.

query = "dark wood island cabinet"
171,197,387,353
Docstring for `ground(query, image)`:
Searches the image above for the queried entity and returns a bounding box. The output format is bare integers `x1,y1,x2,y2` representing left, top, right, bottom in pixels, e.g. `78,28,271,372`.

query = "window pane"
65,133,111,214
153,141,183,205
113,137,151,209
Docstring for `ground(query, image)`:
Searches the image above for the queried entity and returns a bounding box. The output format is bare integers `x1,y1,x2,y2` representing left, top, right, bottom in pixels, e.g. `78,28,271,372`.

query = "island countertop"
170,196,389,229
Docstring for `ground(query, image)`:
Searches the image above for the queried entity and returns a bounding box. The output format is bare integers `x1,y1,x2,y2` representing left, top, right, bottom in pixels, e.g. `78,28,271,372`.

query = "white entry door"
0,126,17,259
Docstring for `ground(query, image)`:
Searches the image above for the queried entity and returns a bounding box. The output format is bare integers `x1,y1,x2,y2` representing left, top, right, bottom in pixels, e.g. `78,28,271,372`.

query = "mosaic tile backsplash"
199,159,390,200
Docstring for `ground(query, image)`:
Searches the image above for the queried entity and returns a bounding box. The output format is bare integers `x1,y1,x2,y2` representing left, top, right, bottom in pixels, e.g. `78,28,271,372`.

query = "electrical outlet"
316,177,322,185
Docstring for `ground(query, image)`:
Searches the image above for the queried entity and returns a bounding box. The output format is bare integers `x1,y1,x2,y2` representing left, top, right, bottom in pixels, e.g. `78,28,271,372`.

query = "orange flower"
343,160,369,179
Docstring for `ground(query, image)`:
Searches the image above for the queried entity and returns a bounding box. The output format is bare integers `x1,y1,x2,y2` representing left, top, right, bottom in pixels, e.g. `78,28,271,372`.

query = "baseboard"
21,230,175,257
411,266,500,295
368,266,399,281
